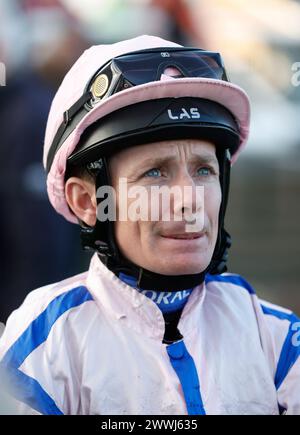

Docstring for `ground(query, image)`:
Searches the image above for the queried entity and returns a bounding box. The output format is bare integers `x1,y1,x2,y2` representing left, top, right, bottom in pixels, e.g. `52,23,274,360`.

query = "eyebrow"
137,153,219,170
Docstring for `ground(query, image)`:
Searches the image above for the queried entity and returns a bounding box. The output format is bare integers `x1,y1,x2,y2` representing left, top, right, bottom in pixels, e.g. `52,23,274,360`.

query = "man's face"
109,139,221,275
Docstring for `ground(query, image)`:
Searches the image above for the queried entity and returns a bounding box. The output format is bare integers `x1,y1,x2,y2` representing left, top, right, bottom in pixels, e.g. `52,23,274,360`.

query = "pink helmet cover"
43,35,251,223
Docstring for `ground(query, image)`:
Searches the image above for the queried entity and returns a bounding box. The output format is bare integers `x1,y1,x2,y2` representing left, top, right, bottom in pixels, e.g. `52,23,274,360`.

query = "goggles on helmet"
88,47,228,105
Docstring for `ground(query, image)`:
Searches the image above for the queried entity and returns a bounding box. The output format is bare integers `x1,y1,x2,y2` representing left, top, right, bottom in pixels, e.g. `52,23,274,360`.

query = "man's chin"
148,258,210,276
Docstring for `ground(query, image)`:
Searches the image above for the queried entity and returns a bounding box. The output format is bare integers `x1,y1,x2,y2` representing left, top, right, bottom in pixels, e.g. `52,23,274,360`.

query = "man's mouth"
161,232,205,240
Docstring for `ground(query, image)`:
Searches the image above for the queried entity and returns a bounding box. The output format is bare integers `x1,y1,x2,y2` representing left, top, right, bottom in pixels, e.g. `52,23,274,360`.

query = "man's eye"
144,168,162,177
197,167,213,176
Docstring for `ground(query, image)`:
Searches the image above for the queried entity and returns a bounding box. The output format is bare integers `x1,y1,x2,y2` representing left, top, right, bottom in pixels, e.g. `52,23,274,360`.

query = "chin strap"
208,228,231,275
208,147,232,275
108,256,205,291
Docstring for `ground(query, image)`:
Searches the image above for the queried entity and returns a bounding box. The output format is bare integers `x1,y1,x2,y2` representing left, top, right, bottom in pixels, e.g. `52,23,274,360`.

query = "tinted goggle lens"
113,50,227,84
89,49,228,102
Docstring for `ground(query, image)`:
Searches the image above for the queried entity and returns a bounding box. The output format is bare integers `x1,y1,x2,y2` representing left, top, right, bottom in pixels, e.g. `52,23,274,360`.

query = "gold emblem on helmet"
91,74,109,99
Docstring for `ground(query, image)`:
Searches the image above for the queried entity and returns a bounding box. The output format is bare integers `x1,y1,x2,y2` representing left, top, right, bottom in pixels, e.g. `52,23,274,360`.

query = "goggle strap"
64,91,92,124
46,91,92,173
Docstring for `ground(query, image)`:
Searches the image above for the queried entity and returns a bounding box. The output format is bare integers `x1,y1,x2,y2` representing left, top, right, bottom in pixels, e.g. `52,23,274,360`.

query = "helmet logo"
91,74,109,98
167,107,201,120
161,52,170,57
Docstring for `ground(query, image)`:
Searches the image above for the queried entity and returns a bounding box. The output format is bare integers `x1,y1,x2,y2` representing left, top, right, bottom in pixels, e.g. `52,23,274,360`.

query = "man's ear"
65,177,97,226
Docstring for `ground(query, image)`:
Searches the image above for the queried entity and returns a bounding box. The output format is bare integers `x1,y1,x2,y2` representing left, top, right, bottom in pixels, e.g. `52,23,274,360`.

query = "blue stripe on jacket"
205,273,256,294
1,286,93,415
261,305,300,390
167,340,206,415
206,274,300,397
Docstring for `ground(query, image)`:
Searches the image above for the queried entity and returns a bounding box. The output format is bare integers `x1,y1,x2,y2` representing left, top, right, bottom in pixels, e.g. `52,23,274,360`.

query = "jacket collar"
87,253,206,341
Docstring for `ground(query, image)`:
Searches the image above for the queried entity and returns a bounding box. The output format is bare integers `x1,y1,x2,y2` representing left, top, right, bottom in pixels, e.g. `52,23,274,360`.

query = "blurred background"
0,0,299,331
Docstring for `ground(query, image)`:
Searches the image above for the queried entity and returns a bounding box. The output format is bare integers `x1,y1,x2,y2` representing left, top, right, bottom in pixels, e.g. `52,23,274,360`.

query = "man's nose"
172,170,203,217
